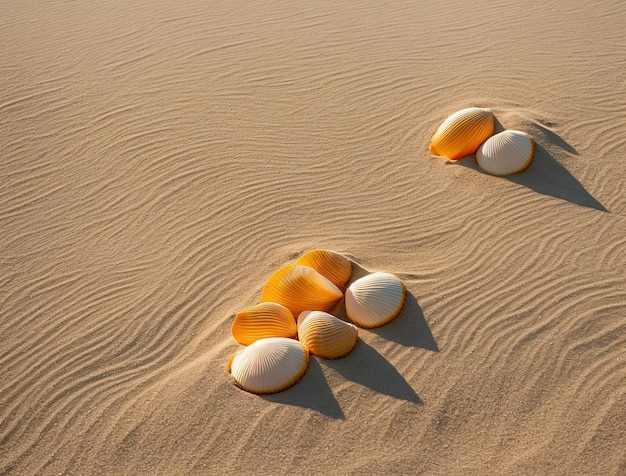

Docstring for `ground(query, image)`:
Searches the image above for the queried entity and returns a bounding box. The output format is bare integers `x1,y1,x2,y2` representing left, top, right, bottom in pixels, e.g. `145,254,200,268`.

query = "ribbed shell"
295,249,353,290
228,337,309,394
231,302,297,345
429,107,495,160
297,310,358,359
260,265,343,317
345,272,406,328
476,130,535,176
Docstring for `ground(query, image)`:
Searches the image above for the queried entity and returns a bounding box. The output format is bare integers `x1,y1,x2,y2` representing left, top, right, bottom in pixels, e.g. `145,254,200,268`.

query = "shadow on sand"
324,340,422,405
263,357,345,419
373,292,439,351
448,118,607,212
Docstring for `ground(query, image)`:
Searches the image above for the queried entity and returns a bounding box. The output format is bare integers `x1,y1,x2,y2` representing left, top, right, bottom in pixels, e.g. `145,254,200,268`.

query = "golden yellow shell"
228,337,309,394
297,310,358,359
345,272,407,328
231,302,297,345
260,265,343,317
429,107,495,161
295,249,353,290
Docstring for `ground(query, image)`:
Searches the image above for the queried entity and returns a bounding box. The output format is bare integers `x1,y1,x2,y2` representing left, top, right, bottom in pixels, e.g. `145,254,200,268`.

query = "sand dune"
1,0,626,474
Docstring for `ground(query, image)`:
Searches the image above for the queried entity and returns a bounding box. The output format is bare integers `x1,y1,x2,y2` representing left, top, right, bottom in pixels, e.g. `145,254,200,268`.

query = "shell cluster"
227,249,407,394
429,107,535,176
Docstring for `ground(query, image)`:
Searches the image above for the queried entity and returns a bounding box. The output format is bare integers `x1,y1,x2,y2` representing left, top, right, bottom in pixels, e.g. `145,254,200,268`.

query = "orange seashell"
232,302,297,345
429,107,495,160
228,337,309,394
260,265,343,317
295,249,353,290
297,310,358,359
345,272,406,328
476,130,534,176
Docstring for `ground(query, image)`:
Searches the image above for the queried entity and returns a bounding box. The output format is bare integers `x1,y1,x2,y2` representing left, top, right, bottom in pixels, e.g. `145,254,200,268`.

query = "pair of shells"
229,310,358,394
231,302,359,357
229,250,356,394
429,107,534,176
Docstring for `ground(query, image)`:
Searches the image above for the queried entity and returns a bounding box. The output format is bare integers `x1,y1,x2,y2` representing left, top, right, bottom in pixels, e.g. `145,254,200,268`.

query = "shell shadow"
493,116,578,156
373,292,439,351
448,119,607,212
262,356,345,419
507,142,607,211
323,340,422,404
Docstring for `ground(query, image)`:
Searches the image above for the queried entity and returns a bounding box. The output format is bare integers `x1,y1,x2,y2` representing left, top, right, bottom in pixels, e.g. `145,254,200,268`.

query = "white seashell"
260,265,343,317
297,310,358,359
232,302,297,346
429,107,495,160
295,249,353,290
228,337,309,394
476,130,535,176
345,272,406,328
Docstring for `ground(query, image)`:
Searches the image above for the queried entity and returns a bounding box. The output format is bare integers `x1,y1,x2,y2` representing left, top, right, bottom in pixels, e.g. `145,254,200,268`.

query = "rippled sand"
2,0,625,474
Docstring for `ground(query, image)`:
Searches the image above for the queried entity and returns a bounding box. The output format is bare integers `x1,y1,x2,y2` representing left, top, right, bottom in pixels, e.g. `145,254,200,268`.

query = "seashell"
429,107,495,160
260,265,343,317
345,272,406,328
295,249,353,290
475,129,535,176
232,302,297,345
297,310,359,359
228,337,309,394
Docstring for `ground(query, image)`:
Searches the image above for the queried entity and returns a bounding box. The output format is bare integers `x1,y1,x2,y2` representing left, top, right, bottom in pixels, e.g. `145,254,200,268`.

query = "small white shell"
476,130,535,176
232,302,297,346
228,337,309,394
345,272,406,328
297,311,358,359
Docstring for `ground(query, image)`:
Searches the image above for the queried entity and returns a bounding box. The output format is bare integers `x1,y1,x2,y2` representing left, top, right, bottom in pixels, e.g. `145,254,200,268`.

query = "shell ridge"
429,107,495,160
261,266,343,317
232,302,297,345
476,130,535,176
345,272,406,328
297,310,358,359
295,249,352,290
229,337,309,394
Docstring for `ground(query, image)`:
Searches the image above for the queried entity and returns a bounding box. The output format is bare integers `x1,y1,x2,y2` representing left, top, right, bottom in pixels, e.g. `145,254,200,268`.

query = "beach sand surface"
1,0,626,474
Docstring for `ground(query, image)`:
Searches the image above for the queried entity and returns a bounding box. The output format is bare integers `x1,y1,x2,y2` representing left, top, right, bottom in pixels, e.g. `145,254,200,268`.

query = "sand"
1,0,626,474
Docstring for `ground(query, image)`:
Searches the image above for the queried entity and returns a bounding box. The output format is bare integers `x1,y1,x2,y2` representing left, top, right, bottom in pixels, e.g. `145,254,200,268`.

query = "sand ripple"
1,0,626,474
